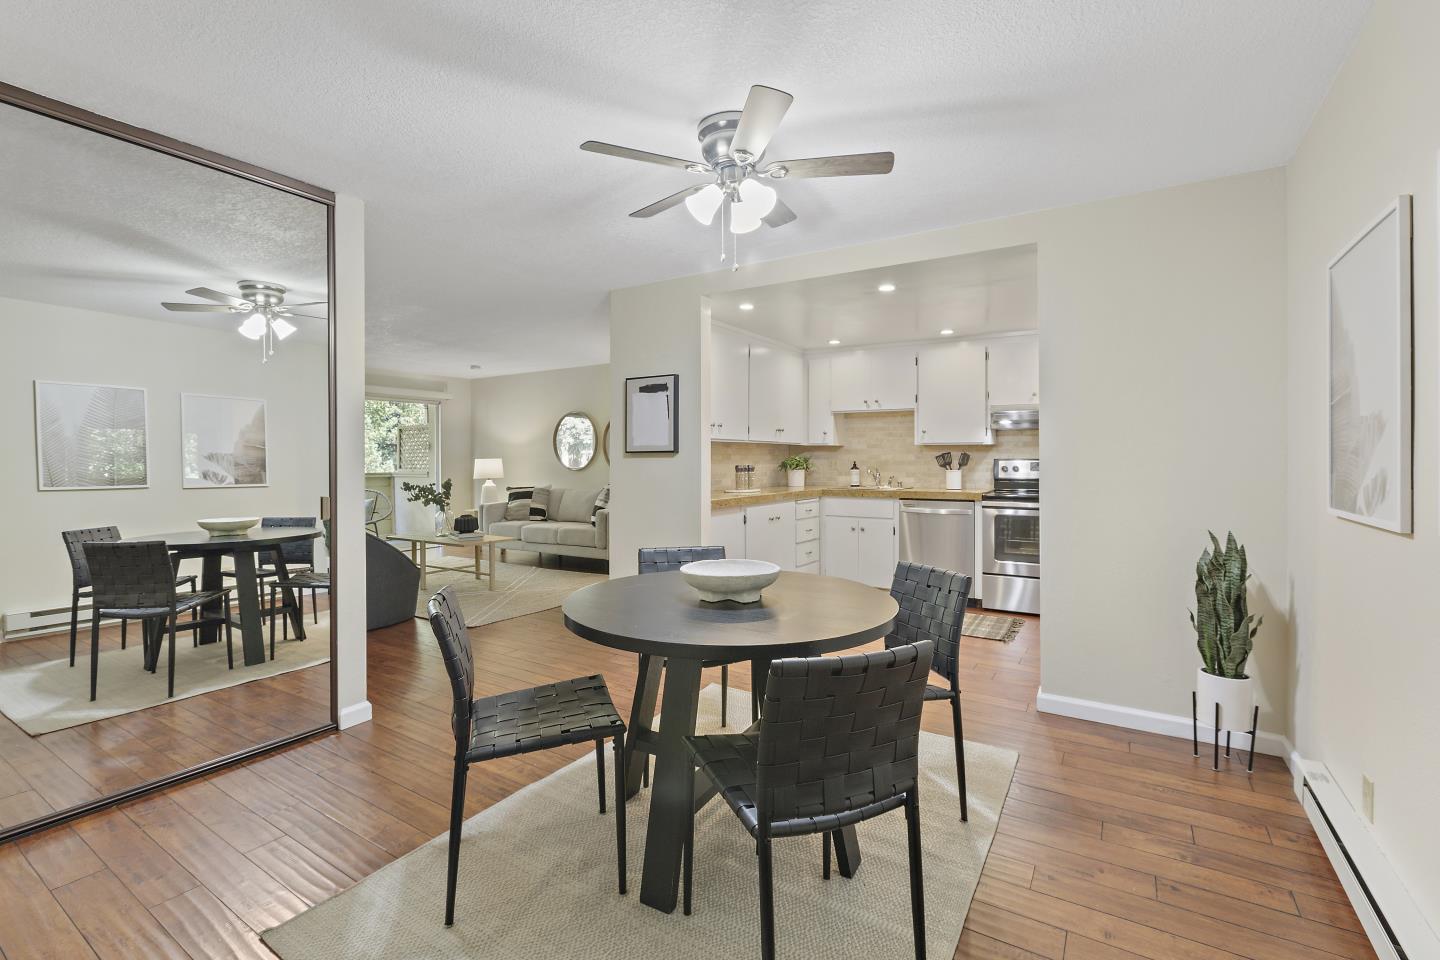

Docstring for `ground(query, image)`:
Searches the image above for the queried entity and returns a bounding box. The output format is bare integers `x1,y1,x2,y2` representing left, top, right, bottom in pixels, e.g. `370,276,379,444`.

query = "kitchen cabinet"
806,356,836,444
712,508,745,561
710,324,750,440
986,333,1039,407
915,340,989,445
820,498,897,588
828,346,916,412
743,501,796,571
748,341,805,442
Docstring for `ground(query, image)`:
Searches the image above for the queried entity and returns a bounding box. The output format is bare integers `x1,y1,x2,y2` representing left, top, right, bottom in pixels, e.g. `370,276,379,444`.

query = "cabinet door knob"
860,526,866,532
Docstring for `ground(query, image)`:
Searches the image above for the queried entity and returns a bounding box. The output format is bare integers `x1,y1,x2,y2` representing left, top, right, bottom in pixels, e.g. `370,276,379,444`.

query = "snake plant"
1190,531,1261,679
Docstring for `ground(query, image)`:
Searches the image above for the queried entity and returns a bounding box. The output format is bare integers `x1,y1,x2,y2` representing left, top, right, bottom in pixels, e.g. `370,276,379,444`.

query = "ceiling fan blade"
162,302,237,312
764,152,894,179
629,184,708,218
279,311,327,320
185,286,246,306
762,197,797,228
730,85,793,162
581,140,705,172
283,300,328,308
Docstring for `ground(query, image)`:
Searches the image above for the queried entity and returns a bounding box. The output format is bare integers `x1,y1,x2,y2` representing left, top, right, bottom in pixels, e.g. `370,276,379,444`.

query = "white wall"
471,363,610,496
610,169,1290,737
1286,0,1440,926
0,296,329,621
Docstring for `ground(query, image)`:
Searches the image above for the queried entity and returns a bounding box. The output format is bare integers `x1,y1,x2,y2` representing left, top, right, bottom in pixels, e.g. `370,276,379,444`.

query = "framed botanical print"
34,380,149,490
181,393,269,487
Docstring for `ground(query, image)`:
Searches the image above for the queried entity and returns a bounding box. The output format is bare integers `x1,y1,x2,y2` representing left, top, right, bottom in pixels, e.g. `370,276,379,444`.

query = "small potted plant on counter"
779,454,812,489
402,478,454,535
1189,530,1262,769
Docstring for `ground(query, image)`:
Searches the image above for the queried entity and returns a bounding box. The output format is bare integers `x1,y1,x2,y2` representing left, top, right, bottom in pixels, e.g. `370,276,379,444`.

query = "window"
364,399,436,474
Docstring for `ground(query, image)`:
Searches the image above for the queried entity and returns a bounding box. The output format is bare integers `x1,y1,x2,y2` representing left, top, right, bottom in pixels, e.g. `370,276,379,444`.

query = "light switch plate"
1361,775,1375,822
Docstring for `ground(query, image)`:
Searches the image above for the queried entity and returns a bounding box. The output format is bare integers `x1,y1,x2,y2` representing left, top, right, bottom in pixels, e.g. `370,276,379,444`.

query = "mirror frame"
0,80,340,844
602,422,611,464
553,411,598,471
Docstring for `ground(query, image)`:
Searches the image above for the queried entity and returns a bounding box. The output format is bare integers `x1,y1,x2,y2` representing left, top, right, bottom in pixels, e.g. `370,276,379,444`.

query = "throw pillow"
591,484,610,525
528,484,552,520
504,486,532,521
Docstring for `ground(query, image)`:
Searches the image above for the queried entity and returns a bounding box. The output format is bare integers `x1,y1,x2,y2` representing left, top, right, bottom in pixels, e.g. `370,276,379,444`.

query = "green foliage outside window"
364,399,430,474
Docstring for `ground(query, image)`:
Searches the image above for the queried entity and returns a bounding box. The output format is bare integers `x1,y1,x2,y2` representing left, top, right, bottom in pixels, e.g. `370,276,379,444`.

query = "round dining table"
562,570,898,913
123,527,323,668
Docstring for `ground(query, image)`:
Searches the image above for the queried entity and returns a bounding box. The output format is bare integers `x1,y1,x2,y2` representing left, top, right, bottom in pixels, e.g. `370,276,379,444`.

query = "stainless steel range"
981,459,1039,615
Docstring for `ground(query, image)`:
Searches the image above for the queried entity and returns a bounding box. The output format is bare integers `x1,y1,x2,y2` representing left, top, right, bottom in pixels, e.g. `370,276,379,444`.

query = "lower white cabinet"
712,508,745,561
819,498,897,588
743,501,796,571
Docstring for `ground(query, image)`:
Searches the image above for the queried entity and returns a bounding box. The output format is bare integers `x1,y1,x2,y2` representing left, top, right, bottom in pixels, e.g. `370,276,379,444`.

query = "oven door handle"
982,505,1039,517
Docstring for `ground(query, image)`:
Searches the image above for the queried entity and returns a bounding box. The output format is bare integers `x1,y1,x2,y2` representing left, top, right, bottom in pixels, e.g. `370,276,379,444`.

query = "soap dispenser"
849,461,861,487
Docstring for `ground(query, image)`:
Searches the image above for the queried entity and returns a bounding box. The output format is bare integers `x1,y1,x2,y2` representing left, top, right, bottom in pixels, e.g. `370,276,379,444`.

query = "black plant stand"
1192,691,1260,773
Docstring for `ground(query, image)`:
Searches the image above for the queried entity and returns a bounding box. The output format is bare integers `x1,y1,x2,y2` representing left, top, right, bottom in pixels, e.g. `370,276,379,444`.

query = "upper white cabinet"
748,342,805,442
710,324,751,441
806,356,836,444
915,340,989,445
986,334,1039,407
828,345,916,412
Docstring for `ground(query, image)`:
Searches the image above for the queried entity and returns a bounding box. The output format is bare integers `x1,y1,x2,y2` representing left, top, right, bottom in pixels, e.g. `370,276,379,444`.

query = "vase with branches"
402,478,454,534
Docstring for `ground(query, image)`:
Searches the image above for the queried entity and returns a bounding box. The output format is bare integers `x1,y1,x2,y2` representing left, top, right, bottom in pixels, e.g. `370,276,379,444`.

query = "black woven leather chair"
886,561,972,822
225,516,317,620
637,546,738,727
83,541,233,701
425,585,627,927
62,526,196,667
684,640,934,960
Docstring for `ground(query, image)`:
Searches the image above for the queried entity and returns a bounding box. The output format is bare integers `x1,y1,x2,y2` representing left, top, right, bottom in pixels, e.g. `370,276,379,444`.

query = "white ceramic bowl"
679,558,780,603
197,517,260,536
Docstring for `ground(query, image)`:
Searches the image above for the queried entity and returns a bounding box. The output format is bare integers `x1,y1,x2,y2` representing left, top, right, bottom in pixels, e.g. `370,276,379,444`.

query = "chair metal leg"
683,763,694,915
595,740,606,814
949,692,968,822
167,614,177,699
312,588,319,625
444,756,468,926
758,834,775,960
89,610,101,702
642,757,649,788
822,830,832,879
720,664,729,727
614,732,627,896
69,590,80,667
225,595,234,670
268,585,277,660
121,618,127,651
905,789,927,960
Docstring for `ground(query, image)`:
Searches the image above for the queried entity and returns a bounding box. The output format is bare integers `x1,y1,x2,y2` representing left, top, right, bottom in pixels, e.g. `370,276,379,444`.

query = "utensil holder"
945,469,963,490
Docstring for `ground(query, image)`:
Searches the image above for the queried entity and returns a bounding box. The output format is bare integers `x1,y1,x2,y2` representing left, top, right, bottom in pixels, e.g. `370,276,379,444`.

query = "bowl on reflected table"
678,558,781,603
196,517,260,536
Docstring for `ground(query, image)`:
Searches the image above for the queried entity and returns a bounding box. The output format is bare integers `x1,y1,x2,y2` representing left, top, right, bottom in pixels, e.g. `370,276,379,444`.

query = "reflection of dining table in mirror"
122,527,322,666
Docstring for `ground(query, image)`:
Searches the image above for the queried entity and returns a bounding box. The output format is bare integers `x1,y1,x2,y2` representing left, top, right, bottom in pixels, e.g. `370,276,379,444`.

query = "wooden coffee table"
389,531,515,590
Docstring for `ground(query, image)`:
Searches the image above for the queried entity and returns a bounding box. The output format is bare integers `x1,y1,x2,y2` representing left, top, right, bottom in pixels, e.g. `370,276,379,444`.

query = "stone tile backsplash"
710,411,1038,492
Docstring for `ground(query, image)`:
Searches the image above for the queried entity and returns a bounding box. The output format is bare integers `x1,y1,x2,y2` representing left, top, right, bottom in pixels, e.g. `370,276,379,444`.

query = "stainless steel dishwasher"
898,500,975,579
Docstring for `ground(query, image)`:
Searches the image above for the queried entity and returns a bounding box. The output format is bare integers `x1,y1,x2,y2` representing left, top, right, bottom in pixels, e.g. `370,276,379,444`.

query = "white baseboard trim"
337,700,373,730
1035,688,1293,762
1299,757,1438,959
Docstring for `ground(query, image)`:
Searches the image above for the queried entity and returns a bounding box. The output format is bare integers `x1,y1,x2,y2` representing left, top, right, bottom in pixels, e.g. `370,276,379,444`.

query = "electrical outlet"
1361,775,1375,822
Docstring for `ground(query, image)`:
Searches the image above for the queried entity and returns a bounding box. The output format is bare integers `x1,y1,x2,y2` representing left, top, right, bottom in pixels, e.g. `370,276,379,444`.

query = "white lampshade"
473,458,504,480
729,179,777,234
270,317,298,340
237,312,267,340
684,183,724,225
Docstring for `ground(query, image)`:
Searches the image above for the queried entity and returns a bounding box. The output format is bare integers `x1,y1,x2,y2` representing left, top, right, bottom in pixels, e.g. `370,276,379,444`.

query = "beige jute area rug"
963,612,1026,642
0,622,330,736
414,555,606,627
263,684,1017,960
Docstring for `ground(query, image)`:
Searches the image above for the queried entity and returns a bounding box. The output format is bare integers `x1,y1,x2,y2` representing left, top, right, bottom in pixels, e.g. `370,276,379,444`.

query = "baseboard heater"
1299,759,1438,960
3,603,90,642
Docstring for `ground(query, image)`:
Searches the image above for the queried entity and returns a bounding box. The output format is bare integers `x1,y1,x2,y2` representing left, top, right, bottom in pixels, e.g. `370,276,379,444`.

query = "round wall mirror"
554,412,597,470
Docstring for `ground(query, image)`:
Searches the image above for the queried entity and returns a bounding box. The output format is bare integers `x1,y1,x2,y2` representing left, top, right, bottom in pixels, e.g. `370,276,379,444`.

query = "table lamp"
473,458,504,504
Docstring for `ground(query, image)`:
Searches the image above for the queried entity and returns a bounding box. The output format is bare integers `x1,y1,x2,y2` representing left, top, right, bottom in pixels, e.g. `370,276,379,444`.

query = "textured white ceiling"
0,0,1369,377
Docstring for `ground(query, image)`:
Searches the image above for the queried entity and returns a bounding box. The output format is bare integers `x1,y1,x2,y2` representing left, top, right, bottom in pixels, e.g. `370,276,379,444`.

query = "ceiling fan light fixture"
237,312,267,340
738,178,777,216
271,317,298,340
685,183,724,225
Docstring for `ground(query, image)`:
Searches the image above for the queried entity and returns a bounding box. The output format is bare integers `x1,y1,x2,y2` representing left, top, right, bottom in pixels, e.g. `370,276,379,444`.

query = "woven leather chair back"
637,545,724,573
61,526,121,590
885,561,971,689
426,585,476,745
84,541,176,610
261,516,316,565
757,639,933,828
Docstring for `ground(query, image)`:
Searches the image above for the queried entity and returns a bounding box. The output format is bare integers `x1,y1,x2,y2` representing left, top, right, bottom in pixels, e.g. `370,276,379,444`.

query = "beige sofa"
477,486,608,562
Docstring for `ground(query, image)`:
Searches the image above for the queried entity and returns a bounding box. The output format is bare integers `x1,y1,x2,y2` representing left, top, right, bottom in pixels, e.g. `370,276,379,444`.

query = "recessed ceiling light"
738,302,754,311
939,329,954,336
828,339,841,345
877,282,896,293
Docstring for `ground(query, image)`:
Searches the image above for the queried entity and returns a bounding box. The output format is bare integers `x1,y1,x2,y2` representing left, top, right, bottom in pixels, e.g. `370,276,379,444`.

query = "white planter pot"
1196,668,1254,733
787,469,806,489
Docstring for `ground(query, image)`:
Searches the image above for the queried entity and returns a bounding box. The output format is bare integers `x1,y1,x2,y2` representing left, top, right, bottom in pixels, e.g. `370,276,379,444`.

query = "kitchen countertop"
711,486,991,509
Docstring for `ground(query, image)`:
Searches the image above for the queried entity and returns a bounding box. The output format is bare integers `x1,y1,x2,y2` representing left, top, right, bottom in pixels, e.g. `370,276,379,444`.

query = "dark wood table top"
121,527,322,552
563,571,898,660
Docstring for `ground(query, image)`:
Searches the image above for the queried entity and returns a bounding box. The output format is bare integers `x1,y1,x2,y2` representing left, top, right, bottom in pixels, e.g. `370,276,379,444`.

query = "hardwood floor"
0,615,331,835
0,605,1374,960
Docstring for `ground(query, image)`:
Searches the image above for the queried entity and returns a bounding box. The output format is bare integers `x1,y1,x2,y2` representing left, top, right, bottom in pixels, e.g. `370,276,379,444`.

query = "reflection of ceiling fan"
581,84,894,268
162,280,327,362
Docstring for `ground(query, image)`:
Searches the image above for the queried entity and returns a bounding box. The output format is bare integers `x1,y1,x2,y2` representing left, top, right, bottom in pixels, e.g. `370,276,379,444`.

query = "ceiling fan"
161,280,327,362
581,84,894,267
